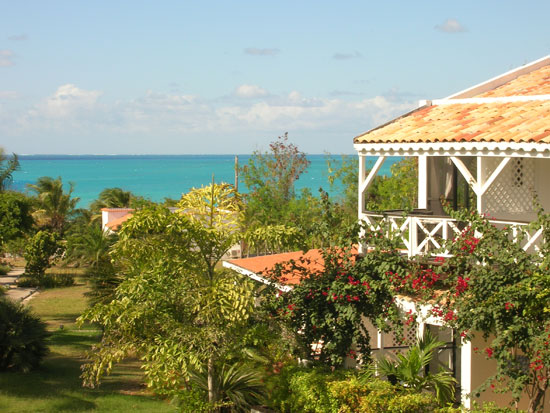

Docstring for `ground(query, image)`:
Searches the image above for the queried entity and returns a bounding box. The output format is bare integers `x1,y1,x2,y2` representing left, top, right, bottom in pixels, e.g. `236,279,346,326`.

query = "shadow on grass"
47,329,101,352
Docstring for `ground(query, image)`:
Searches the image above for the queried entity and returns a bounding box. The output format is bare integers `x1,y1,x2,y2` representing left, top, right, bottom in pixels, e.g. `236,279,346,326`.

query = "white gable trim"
354,142,550,158
445,55,550,99
432,95,550,105
222,260,292,292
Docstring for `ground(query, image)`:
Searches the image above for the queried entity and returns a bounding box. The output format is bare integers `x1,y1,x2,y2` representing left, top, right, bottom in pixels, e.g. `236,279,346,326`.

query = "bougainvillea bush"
402,206,550,413
262,225,408,367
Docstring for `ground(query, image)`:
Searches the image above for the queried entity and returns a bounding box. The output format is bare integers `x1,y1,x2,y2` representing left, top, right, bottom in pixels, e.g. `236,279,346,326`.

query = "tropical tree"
375,330,457,404
79,184,261,410
0,191,33,248
28,176,80,234
0,149,19,192
23,230,62,277
241,133,310,227
65,222,116,270
90,187,134,212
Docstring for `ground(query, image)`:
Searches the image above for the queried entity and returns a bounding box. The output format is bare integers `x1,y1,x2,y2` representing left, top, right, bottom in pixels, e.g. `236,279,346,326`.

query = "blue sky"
1,1,549,154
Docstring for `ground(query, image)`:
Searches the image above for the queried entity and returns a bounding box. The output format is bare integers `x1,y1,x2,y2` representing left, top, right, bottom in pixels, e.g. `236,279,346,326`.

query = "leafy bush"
24,230,61,276
17,273,74,288
268,366,347,412
0,264,10,275
269,366,446,413
0,297,49,371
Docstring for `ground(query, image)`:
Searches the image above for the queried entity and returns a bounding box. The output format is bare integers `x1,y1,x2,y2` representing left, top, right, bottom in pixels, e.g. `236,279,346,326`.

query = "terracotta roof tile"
226,250,325,286
477,66,550,97
354,100,550,144
106,213,133,230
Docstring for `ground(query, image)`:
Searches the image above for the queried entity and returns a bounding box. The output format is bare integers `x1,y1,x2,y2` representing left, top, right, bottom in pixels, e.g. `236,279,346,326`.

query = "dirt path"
0,267,38,302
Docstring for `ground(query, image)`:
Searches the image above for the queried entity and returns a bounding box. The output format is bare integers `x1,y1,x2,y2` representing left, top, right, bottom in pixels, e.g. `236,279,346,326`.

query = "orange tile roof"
477,65,550,97
101,208,134,212
105,213,133,230
354,100,550,144
354,60,550,145
226,249,325,286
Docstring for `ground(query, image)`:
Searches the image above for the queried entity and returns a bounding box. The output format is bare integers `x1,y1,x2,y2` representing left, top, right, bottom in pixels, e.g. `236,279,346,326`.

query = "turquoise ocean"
10,155,400,208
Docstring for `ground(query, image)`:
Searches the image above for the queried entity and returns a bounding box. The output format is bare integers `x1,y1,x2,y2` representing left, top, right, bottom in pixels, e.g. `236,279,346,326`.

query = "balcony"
360,210,544,257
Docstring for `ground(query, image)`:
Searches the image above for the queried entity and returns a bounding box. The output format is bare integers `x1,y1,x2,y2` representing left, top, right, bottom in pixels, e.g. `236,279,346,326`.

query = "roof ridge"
432,94,550,105
445,55,550,99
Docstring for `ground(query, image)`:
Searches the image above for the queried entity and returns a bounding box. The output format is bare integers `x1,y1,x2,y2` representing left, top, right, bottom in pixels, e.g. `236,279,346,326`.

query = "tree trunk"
528,385,546,413
207,356,217,405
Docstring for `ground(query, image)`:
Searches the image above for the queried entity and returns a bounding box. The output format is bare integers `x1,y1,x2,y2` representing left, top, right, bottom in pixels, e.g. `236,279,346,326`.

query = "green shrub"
270,366,447,413
0,285,6,295
0,297,49,371
268,366,350,412
17,273,74,288
0,264,10,275
24,230,61,276
385,392,440,413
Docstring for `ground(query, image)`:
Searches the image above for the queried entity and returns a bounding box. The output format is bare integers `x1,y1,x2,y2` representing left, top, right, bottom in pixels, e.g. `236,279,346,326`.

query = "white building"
354,55,550,410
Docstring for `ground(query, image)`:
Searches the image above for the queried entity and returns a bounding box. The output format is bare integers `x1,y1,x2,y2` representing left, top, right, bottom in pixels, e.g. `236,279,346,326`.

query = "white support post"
358,155,367,216
477,157,484,213
460,339,472,409
377,330,385,359
418,156,428,209
408,217,417,257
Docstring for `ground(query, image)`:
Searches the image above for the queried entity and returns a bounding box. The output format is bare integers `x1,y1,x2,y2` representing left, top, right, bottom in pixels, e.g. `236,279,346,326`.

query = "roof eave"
354,141,550,158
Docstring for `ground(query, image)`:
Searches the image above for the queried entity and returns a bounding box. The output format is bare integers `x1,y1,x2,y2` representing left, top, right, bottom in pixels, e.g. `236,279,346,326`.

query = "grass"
0,277,177,413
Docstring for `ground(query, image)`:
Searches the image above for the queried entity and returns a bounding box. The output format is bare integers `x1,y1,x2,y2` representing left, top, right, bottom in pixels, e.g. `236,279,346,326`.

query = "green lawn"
0,277,177,413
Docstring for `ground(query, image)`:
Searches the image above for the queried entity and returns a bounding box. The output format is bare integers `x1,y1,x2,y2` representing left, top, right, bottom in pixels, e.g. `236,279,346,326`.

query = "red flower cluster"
458,227,480,253
387,268,439,293
443,310,456,322
504,302,513,310
404,309,415,326
348,275,360,285
455,276,470,297
485,347,493,358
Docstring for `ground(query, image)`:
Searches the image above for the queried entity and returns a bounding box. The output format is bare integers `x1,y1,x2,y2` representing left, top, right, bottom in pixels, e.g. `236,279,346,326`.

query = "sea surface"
10,155,400,208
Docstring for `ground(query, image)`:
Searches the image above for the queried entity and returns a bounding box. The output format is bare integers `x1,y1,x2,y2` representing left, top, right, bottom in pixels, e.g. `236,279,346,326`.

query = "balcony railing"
360,211,544,257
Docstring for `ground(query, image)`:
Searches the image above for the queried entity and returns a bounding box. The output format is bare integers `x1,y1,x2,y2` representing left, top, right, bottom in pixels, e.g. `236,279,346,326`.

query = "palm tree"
190,362,266,412
375,330,457,404
28,176,80,234
0,149,19,192
90,187,133,211
65,223,116,269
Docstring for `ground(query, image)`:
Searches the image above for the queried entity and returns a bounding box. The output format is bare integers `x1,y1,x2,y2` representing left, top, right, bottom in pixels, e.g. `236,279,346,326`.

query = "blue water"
10,155,400,208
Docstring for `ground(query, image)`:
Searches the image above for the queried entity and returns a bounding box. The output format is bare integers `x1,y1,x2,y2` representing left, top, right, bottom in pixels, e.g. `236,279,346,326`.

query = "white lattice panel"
485,157,534,213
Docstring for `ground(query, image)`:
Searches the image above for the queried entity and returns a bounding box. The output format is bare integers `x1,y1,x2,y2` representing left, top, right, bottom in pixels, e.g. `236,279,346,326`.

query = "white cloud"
333,51,362,60
0,83,415,154
34,84,103,118
234,84,268,98
8,34,28,41
0,50,16,67
244,47,280,56
0,91,19,99
435,18,467,33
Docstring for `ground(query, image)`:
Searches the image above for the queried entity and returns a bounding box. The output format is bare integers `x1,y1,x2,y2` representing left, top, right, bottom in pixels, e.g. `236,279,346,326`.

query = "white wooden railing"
360,212,544,257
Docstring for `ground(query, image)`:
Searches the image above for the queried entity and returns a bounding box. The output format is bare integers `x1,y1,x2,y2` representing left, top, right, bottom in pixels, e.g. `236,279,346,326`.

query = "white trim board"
445,55,550,100
222,260,293,292
354,142,550,158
